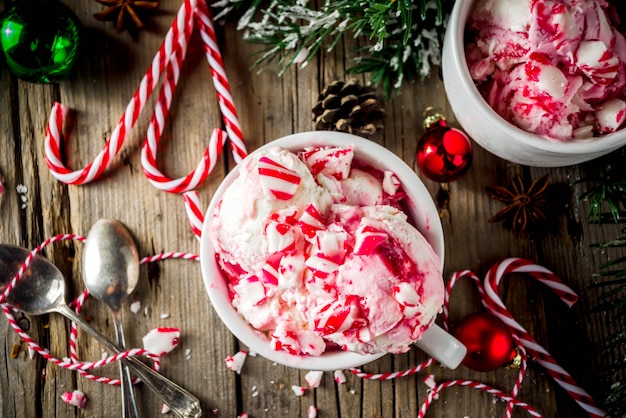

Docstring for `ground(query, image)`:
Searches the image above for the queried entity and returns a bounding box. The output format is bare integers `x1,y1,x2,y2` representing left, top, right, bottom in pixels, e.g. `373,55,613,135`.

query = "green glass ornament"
0,0,81,83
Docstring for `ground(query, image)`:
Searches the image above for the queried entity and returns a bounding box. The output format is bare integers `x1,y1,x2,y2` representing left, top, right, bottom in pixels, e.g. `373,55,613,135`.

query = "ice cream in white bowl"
442,0,626,167
200,131,466,371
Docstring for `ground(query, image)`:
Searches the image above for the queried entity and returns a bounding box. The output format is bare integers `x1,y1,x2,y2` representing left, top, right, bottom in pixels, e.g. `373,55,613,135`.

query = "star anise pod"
486,173,551,237
93,0,159,34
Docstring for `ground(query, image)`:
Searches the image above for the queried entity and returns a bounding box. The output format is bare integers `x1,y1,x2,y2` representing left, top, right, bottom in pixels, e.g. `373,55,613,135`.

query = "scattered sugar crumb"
305,370,323,388
291,385,307,396
130,300,141,314
16,185,27,209
144,306,149,316
143,327,180,356
307,405,317,418
61,390,87,409
101,350,108,360
185,348,192,360
333,370,346,384
28,346,35,359
160,313,170,319
160,404,171,414
350,389,356,395
423,374,439,399
423,374,436,390
225,350,247,374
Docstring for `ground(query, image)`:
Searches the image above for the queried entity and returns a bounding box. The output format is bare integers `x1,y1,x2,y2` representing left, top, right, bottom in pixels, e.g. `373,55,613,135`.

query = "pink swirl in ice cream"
209,145,443,356
466,0,626,140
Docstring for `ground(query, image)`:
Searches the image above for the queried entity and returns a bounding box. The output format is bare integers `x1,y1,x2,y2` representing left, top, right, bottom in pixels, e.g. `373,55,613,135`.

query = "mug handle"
413,324,467,369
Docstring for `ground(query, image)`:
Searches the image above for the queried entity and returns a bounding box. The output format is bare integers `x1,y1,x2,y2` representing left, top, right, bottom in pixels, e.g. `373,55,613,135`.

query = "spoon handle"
58,305,202,418
112,312,140,418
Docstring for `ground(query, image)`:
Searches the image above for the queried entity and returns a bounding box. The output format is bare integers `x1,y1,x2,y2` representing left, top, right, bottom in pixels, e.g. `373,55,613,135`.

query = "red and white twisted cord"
418,380,543,418
1,234,198,386
482,258,606,418
349,358,435,380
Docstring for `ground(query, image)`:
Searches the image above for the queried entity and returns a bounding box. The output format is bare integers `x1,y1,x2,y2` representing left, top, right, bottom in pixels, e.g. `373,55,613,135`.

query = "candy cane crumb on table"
1,0,622,416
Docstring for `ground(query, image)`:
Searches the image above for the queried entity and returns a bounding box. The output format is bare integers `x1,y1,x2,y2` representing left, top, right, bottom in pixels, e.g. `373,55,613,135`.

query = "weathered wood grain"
1,0,624,416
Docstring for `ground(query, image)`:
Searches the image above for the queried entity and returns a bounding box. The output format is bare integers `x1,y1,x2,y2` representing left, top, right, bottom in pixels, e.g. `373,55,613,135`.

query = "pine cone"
313,80,386,140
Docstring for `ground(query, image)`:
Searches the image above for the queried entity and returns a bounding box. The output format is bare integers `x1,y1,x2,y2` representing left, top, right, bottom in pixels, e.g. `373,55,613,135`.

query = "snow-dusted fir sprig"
212,0,452,97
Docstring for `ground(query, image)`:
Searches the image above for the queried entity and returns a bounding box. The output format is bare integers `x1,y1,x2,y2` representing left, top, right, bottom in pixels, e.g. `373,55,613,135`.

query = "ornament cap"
423,107,446,130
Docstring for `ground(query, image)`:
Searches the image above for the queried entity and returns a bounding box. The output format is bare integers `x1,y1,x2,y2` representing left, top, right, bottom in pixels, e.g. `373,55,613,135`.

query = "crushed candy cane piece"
142,327,180,356
237,413,249,418
333,370,347,384
130,300,141,314
225,350,248,374
292,385,307,396
424,374,436,389
161,403,171,414
382,171,400,196
308,405,318,418
61,390,87,409
304,370,323,388
160,313,170,319
258,156,302,200
596,98,626,133
300,146,354,179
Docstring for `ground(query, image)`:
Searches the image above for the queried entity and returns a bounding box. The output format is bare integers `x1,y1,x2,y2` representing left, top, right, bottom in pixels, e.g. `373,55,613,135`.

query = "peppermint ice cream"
209,145,443,356
466,0,626,140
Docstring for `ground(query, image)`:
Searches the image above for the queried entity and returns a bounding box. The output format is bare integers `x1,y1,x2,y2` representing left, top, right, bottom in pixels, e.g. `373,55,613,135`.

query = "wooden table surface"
1,1,624,417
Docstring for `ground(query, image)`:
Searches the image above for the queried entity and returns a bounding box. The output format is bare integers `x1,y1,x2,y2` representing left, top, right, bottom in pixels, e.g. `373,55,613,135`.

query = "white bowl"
199,131,445,371
442,0,626,167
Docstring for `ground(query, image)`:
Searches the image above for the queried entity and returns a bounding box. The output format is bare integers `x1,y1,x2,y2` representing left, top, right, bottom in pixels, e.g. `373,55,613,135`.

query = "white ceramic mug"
199,131,467,371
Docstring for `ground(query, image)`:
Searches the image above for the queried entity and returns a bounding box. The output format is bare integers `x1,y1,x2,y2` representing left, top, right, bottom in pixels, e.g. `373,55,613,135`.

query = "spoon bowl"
83,219,141,418
0,244,66,314
83,219,140,311
0,243,202,418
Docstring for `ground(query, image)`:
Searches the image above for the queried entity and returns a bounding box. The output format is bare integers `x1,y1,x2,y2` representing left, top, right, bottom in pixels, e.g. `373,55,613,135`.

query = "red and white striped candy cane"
44,0,195,185
443,268,529,418
138,0,246,237
482,258,606,418
183,191,206,239
195,0,247,163
441,269,482,332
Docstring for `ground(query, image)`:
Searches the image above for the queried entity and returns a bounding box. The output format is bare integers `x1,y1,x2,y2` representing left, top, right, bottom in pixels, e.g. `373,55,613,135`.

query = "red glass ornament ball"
416,119,473,183
453,312,516,372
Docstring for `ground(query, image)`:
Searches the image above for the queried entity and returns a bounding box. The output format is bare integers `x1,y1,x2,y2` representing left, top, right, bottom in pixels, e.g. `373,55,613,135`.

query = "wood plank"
0,0,624,416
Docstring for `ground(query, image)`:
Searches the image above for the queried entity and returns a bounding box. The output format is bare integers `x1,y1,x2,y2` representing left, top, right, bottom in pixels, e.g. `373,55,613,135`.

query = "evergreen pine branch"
579,162,626,417
212,0,453,96
572,164,626,224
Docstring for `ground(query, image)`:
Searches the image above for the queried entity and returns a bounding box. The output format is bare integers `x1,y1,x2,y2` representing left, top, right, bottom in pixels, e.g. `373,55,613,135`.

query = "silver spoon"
0,244,202,418
82,219,140,418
